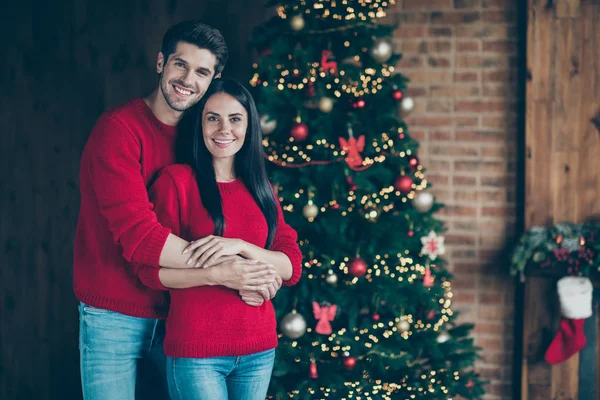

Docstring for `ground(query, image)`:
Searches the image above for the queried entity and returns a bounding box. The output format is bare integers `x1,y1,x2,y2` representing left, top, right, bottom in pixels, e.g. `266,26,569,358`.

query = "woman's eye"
207,116,218,121
231,117,241,123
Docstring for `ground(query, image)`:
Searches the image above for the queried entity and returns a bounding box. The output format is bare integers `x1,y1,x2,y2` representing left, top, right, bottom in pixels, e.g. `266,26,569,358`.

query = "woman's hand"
183,235,248,268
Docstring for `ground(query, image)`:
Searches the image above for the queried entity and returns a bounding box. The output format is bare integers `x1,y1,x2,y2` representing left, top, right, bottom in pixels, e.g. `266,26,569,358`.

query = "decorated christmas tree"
248,1,485,398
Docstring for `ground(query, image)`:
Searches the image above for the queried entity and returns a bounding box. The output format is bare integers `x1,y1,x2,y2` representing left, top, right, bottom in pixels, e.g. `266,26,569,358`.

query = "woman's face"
202,92,248,161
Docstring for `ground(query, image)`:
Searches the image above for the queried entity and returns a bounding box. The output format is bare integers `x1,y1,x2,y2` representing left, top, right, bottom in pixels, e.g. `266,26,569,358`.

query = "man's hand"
210,255,278,292
183,235,247,268
239,275,283,307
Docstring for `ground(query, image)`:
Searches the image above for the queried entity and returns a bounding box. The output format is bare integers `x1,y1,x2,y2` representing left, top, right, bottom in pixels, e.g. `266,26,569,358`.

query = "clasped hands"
183,235,281,306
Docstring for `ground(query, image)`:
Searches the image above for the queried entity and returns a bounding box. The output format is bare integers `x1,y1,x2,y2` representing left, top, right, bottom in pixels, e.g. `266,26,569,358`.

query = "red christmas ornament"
408,230,414,237
392,89,403,101
332,203,340,210
343,356,357,370
291,122,309,142
355,98,366,109
372,313,380,321
259,47,272,56
427,310,436,320
466,379,475,388
394,175,413,194
346,176,358,191
309,360,318,378
408,156,419,170
348,257,368,277
423,267,434,287
306,81,316,98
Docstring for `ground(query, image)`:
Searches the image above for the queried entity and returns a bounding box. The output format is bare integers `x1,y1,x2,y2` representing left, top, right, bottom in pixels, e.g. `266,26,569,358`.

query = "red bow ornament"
313,301,337,335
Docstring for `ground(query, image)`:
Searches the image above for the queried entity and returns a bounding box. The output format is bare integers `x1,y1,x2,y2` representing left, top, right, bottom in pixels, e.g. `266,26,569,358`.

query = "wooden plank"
522,277,555,400
551,152,579,223
578,3,600,220
551,19,582,153
525,101,554,227
556,0,581,18
551,355,580,399
530,0,556,101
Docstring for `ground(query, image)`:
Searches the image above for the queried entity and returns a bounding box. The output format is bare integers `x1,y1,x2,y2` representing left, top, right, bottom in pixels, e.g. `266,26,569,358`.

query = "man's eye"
175,62,184,68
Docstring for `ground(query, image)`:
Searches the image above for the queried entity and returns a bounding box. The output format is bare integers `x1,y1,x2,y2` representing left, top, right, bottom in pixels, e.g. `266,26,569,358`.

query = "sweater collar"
217,178,246,195
133,98,177,138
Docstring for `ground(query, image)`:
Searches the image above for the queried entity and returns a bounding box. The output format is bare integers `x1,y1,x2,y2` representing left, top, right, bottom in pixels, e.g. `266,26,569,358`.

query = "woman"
135,79,302,400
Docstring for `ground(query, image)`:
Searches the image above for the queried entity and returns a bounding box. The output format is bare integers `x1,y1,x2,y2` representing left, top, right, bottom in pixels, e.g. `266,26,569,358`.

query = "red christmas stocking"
544,318,587,364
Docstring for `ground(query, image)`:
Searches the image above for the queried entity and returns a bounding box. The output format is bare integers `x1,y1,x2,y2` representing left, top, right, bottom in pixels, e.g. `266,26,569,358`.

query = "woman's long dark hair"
189,79,278,248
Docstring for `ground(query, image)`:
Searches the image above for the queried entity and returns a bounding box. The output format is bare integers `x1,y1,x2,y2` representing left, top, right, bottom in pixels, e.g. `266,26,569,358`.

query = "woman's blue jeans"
78,303,168,400
167,349,275,400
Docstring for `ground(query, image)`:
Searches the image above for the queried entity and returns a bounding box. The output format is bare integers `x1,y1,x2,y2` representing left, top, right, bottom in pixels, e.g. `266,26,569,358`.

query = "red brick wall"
388,1,520,398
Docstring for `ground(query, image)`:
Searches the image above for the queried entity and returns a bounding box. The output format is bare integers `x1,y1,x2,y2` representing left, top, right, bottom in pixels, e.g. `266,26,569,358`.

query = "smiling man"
74,21,280,400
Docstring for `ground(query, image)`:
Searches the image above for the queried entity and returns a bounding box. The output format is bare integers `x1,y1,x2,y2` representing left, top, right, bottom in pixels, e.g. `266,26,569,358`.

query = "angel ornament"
312,301,338,335
338,124,365,170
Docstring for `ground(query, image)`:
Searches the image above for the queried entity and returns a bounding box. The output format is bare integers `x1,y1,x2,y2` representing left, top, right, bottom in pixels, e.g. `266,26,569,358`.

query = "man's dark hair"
161,21,228,76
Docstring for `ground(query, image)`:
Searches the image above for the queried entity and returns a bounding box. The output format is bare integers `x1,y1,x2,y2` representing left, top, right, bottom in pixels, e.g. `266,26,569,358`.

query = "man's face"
157,42,219,112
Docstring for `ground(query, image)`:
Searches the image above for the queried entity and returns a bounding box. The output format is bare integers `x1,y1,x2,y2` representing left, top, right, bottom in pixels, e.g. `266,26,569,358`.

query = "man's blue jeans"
167,349,275,400
78,303,168,399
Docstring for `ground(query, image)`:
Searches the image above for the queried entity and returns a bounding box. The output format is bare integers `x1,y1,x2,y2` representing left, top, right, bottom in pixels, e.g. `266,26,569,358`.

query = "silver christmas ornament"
436,331,450,343
325,269,338,285
370,38,393,63
396,319,410,333
260,114,277,135
413,191,434,213
303,203,319,219
318,97,334,113
290,15,305,31
280,310,307,339
401,97,415,113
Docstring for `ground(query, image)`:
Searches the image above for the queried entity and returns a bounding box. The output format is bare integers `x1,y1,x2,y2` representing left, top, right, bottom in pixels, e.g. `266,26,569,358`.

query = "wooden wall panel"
0,1,270,399
523,0,600,399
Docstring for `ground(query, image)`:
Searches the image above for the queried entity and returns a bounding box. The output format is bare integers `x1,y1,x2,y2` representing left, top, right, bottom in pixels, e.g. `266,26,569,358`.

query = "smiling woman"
202,92,248,164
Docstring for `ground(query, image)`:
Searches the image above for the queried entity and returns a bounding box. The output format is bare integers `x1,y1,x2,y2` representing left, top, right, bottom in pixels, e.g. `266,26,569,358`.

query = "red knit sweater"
136,164,302,358
73,99,174,319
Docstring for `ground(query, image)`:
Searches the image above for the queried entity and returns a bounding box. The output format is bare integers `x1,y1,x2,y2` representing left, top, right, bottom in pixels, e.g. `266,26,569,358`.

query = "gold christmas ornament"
436,331,451,343
318,97,334,113
303,201,319,219
396,319,410,333
290,15,305,31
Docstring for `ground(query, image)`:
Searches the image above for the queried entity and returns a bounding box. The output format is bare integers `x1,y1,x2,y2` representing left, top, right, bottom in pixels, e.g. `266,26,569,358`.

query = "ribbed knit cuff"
273,244,302,286
132,226,172,267
138,267,169,291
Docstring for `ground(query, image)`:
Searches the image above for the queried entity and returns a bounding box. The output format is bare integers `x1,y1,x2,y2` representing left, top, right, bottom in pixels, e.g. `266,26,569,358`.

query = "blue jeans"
78,303,169,400
167,349,276,400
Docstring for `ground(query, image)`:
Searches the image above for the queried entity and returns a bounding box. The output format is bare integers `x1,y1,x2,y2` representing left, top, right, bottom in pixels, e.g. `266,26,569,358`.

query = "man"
74,21,280,399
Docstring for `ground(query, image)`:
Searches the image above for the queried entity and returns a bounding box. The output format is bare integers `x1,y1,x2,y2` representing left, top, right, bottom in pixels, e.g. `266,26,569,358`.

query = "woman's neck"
213,158,236,182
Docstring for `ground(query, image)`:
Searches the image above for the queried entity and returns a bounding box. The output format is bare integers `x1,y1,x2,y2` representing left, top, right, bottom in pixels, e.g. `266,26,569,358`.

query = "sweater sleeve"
134,167,182,291
271,195,303,286
84,115,171,267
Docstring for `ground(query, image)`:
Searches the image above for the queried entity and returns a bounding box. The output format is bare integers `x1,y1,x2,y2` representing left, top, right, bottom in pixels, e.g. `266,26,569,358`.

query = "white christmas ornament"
280,310,307,339
325,269,338,285
260,114,277,135
290,15,305,31
401,97,415,113
557,276,593,319
421,231,445,260
437,331,450,343
413,191,434,213
370,38,393,63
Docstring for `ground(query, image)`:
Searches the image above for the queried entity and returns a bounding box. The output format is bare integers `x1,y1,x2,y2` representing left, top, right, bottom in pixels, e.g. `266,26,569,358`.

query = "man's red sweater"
73,99,174,319
136,164,302,358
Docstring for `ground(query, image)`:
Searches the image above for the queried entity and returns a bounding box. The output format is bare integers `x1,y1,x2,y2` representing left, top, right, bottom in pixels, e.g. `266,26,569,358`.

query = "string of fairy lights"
276,0,396,22
250,63,394,97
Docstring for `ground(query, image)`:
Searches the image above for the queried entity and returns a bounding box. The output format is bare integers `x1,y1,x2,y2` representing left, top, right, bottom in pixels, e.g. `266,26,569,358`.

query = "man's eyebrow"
173,57,213,75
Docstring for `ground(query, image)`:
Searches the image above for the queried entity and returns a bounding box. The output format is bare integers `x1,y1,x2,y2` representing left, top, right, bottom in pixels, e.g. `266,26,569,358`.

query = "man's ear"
215,72,221,79
157,52,165,74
